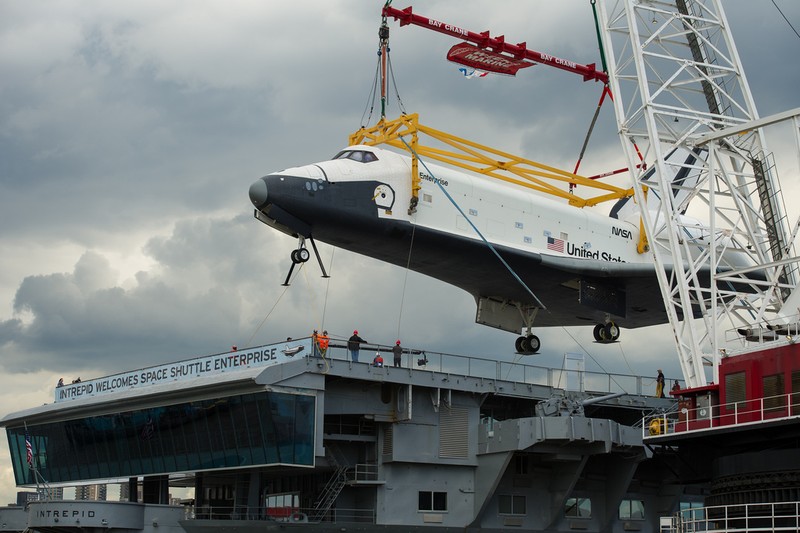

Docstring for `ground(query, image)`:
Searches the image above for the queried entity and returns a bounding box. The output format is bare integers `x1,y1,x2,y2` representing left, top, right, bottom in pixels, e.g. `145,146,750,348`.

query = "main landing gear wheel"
593,322,620,343
515,334,540,355
290,248,310,264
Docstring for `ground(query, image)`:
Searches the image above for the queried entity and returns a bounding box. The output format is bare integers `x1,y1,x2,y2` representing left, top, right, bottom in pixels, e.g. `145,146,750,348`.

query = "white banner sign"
54,339,311,403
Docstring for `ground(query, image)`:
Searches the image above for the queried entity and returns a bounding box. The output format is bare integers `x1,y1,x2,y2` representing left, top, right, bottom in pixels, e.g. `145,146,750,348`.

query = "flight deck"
1,337,686,533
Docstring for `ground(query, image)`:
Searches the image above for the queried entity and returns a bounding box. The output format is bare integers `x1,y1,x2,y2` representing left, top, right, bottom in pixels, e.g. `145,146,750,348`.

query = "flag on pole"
458,67,488,79
448,43,533,76
140,417,155,441
25,433,33,466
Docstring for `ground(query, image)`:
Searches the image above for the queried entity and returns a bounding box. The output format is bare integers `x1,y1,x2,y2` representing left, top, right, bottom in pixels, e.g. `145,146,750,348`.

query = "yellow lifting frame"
349,114,649,253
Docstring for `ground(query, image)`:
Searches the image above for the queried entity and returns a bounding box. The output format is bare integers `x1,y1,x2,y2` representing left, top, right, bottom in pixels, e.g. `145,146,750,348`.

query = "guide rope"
399,136,544,309
245,266,298,348
395,220,418,341
320,247,336,333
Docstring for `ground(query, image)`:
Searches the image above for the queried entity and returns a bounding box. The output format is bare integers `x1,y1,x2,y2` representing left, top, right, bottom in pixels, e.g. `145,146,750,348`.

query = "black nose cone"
249,178,269,209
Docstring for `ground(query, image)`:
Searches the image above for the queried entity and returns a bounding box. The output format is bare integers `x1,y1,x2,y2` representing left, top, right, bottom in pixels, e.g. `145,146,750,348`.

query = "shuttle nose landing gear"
290,248,310,264
282,236,329,286
593,321,620,343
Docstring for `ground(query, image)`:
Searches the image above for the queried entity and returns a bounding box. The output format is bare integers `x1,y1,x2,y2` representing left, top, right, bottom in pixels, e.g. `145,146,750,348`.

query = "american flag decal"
141,417,155,440
547,236,564,253
25,433,32,466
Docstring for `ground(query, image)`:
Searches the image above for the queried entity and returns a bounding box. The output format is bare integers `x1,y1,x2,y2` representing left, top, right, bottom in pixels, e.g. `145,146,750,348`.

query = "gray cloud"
0,211,685,386
0,3,798,486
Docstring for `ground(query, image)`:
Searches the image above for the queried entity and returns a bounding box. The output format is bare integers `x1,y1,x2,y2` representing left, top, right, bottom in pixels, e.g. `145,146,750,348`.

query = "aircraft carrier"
0,337,692,533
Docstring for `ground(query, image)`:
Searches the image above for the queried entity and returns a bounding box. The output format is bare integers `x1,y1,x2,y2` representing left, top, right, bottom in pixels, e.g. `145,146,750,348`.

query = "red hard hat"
354,330,358,335
396,340,401,344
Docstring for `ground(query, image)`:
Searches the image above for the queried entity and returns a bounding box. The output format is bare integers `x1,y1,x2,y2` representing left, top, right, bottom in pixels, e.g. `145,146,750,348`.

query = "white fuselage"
255,144,755,335
303,146,647,265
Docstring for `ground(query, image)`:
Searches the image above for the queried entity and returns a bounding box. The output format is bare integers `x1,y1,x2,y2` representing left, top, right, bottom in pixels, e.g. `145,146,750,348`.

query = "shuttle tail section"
609,147,707,222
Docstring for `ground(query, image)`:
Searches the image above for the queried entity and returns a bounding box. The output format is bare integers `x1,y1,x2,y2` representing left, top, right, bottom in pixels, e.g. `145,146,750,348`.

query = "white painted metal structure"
597,0,800,388
677,501,800,532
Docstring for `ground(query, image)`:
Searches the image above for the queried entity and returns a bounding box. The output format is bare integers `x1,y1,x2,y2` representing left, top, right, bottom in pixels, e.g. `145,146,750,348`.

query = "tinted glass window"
332,150,378,163
8,391,315,484
418,490,447,512
619,499,645,519
565,497,591,517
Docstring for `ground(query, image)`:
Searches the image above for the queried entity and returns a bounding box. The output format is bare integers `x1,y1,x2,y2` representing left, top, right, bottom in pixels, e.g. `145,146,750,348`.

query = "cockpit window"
332,150,378,163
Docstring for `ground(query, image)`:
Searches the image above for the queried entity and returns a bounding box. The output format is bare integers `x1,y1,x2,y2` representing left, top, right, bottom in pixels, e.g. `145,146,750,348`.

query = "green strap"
591,0,609,75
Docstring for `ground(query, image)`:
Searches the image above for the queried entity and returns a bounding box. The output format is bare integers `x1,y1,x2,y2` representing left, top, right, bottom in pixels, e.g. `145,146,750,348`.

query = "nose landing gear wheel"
291,248,310,264
515,334,541,354
282,235,329,286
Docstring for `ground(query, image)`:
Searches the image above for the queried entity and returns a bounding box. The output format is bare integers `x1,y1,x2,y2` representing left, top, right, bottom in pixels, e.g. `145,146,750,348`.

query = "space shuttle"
248,144,745,353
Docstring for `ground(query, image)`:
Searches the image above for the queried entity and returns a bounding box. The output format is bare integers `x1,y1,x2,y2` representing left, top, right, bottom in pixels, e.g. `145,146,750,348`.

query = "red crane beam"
382,5,608,84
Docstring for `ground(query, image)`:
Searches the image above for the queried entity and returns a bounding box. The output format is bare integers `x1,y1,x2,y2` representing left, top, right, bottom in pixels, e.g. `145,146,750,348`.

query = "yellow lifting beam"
350,113,634,209
349,114,649,254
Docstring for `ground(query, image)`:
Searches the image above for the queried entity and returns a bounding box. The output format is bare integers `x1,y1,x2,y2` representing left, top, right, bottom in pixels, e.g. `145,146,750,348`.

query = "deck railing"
353,462,379,482
320,339,670,397
57,335,673,401
671,501,800,532
723,314,800,354
189,505,375,523
643,392,800,439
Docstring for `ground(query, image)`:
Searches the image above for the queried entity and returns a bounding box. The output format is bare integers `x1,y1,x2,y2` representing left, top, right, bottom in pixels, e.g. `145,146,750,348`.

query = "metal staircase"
752,153,792,301
309,443,352,522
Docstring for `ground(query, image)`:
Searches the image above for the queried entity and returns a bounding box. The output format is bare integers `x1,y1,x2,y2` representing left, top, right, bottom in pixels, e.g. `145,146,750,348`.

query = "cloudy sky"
0,1,799,503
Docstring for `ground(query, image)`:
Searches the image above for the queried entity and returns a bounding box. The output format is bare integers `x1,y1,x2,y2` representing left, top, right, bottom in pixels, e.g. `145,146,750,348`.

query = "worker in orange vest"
318,330,330,358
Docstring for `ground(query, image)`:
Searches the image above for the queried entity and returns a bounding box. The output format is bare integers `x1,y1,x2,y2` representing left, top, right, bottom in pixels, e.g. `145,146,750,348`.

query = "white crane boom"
597,0,800,388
